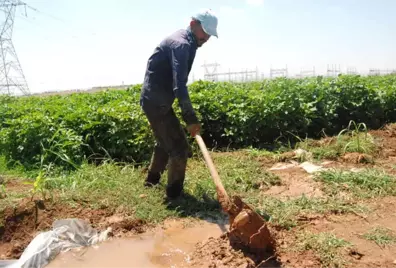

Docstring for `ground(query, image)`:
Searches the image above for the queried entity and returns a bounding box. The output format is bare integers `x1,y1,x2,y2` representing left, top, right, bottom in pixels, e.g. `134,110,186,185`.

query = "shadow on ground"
163,191,228,232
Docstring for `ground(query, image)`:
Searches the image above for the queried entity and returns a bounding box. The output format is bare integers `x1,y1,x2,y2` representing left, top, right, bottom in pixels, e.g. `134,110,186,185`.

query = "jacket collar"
186,26,198,49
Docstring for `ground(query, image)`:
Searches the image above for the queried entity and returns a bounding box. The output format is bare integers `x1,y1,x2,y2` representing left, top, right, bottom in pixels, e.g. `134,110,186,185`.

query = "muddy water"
46,219,228,268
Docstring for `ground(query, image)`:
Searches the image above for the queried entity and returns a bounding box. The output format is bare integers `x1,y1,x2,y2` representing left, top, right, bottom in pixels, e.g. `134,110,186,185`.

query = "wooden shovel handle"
195,134,230,203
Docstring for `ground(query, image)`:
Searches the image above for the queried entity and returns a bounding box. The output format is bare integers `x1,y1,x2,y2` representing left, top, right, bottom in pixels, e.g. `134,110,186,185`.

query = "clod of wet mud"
226,195,276,256
188,233,280,268
110,218,146,234
349,249,364,260
341,152,374,164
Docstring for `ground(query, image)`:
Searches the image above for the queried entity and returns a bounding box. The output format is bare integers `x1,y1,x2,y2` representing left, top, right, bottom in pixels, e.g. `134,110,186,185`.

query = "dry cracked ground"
1,123,396,268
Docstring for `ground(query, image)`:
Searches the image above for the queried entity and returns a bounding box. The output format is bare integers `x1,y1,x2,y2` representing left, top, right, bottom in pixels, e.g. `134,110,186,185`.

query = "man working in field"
140,9,219,199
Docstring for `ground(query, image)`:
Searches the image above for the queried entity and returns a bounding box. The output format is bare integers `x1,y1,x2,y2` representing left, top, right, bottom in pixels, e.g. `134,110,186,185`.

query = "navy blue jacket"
140,27,199,125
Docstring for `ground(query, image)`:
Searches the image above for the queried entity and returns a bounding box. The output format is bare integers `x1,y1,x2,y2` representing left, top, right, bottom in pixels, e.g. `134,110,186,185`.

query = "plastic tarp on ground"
0,219,112,268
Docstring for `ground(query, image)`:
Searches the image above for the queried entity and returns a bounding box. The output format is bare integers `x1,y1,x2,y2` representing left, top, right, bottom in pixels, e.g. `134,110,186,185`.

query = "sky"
4,0,396,93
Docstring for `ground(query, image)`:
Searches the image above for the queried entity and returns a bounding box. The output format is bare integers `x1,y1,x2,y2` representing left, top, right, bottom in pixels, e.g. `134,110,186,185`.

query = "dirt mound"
370,124,396,158
187,233,280,268
0,198,146,260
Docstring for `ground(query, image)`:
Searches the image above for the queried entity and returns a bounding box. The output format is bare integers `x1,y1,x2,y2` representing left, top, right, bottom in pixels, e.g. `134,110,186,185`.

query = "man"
140,9,218,199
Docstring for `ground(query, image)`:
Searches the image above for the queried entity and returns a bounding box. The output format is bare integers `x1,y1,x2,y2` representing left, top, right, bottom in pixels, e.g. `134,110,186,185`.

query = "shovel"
195,134,276,255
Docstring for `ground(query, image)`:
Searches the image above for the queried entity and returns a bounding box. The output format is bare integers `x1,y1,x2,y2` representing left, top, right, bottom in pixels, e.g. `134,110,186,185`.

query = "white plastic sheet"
1,219,112,268
299,161,326,174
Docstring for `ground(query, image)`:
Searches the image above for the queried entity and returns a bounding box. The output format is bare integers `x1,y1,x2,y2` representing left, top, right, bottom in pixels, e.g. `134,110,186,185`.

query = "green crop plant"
0,74,395,170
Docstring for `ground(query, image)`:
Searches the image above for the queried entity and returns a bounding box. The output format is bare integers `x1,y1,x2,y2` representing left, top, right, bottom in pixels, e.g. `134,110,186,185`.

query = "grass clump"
0,150,370,230
296,121,377,160
252,195,368,230
7,151,282,224
189,152,282,194
314,168,396,199
337,121,377,154
243,148,278,158
362,226,396,248
296,231,352,268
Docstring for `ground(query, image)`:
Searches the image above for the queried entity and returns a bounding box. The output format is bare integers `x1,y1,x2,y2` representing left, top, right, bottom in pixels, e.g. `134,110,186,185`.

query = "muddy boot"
144,145,169,187
144,171,161,187
166,156,187,199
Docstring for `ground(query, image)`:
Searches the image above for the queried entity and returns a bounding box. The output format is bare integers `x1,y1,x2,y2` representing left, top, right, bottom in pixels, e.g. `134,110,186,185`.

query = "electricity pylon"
0,0,30,95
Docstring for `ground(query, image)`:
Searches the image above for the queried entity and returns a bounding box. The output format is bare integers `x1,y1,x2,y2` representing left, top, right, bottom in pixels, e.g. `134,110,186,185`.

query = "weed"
297,138,340,160
362,226,396,248
189,152,282,194
0,190,28,211
40,162,365,229
0,150,369,228
315,168,396,199
296,231,352,268
295,121,377,161
24,138,81,201
253,195,368,229
0,155,27,177
37,151,282,223
337,121,376,155
244,148,278,159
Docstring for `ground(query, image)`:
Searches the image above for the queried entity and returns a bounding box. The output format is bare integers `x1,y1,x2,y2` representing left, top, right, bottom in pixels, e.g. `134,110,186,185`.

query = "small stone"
139,194,147,198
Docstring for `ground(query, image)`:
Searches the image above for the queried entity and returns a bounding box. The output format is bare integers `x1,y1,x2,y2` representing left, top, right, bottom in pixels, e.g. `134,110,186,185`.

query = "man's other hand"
186,123,201,137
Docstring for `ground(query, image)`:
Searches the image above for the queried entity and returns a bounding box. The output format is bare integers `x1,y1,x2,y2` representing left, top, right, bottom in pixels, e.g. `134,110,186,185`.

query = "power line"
326,64,341,77
15,13,81,40
199,63,396,82
25,4,66,24
24,4,97,38
270,65,288,78
0,0,30,96
0,0,99,95
201,61,220,81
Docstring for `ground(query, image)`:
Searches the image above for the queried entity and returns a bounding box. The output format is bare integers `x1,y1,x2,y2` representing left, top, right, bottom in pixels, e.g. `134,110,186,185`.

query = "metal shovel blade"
195,134,276,255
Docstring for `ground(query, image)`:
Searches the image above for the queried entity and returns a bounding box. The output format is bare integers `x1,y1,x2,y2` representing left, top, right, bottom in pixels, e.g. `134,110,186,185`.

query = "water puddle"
46,219,228,268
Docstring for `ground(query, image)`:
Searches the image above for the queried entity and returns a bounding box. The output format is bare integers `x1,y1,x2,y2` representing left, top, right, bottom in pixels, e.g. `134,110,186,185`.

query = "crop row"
0,74,395,170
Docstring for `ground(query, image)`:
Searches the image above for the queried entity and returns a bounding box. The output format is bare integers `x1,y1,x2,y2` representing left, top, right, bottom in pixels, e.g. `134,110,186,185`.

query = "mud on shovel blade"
195,134,276,255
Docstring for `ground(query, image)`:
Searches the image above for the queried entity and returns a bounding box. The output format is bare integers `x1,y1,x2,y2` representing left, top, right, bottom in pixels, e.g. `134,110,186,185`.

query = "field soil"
1,124,396,267
0,198,147,260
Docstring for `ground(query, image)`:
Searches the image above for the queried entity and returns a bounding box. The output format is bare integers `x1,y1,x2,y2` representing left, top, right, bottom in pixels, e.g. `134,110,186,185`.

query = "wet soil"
0,198,146,260
47,219,229,268
188,232,281,268
46,218,280,268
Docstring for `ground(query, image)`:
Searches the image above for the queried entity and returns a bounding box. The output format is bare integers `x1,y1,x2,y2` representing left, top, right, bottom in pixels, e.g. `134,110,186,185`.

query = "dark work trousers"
140,98,190,197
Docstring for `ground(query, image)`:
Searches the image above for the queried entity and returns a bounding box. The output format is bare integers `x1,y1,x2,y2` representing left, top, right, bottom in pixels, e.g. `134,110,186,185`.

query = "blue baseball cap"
192,9,218,38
